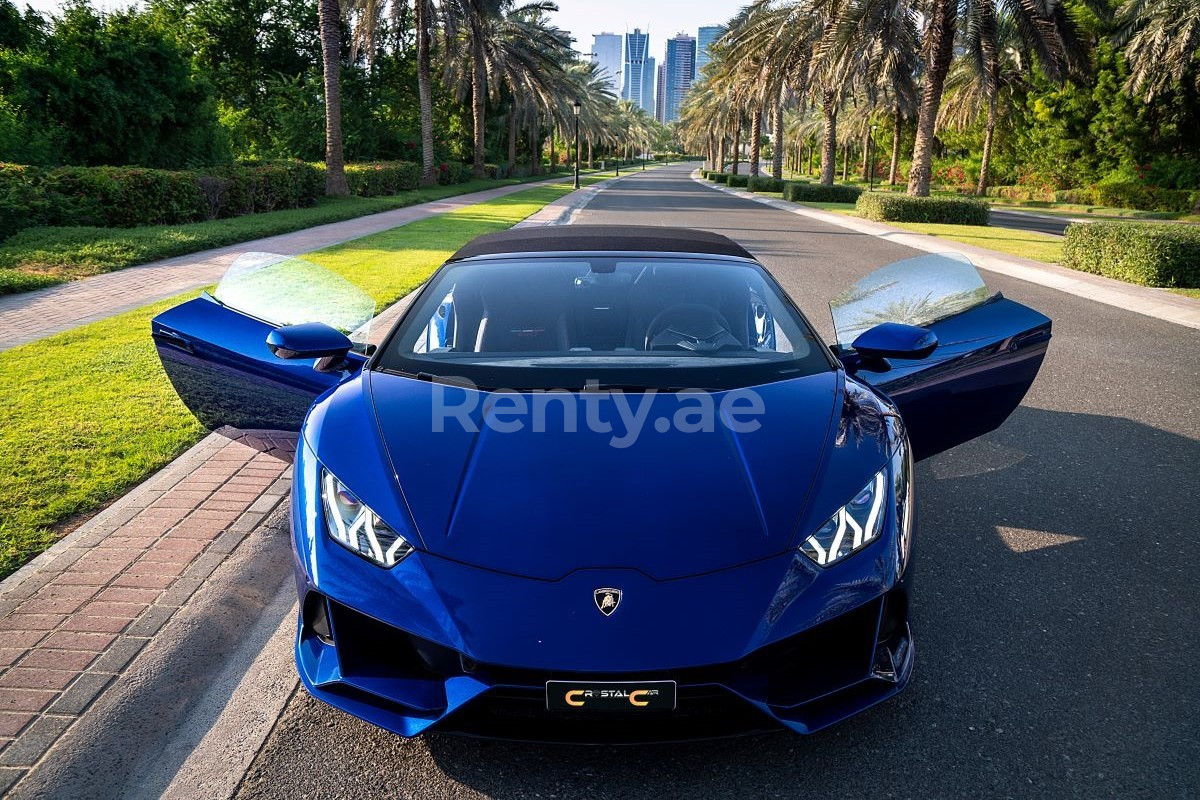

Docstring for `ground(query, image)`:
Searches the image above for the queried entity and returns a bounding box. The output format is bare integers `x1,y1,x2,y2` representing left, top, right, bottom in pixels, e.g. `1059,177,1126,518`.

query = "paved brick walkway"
0,176,575,352
0,434,289,789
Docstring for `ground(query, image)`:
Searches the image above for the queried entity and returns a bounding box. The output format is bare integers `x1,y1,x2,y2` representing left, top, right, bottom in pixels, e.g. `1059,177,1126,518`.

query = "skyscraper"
641,55,656,116
591,32,622,93
622,29,649,111
696,25,723,78
663,33,697,123
655,62,667,123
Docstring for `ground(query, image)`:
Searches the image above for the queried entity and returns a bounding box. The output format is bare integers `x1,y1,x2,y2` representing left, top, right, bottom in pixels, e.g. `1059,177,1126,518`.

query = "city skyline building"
655,62,666,123
663,33,696,123
621,29,650,112
696,25,723,77
590,32,623,93
642,55,656,116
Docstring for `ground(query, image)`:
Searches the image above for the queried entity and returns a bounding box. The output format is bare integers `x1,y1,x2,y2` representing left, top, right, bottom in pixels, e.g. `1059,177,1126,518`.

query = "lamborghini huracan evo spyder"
150,226,1051,742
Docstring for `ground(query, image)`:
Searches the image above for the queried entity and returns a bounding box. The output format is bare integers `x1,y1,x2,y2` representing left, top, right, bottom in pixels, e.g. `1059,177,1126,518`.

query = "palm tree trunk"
471,43,487,179
588,137,593,169
977,100,996,195
549,127,556,174
732,118,741,175
771,92,784,180
841,143,849,182
530,118,540,175
860,128,871,182
749,107,762,178
820,91,837,185
908,0,956,196
507,111,517,172
717,136,726,172
415,0,435,186
889,106,902,186
318,0,348,196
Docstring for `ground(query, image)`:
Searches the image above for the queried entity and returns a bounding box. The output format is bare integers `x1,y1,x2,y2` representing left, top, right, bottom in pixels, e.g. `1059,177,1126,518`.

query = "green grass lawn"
0,169,611,297
784,199,1064,263
987,200,1200,223
1168,288,1200,299
882,222,1064,263
0,176,594,578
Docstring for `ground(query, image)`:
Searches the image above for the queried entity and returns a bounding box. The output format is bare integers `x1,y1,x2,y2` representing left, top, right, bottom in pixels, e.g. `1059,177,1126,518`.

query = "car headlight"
800,465,888,567
321,469,413,567
801,427,914,569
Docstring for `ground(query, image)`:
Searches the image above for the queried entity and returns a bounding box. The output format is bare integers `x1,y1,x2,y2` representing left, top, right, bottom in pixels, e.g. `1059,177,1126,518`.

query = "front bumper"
294,583,912,743
292,436,914,742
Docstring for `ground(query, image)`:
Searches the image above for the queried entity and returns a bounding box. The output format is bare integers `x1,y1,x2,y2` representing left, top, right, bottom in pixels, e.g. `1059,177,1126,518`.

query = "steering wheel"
644,304,742,352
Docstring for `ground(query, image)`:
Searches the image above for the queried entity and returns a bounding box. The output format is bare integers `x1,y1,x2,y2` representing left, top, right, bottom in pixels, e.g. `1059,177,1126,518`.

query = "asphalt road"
989,209,1072,236
236,163,1200,799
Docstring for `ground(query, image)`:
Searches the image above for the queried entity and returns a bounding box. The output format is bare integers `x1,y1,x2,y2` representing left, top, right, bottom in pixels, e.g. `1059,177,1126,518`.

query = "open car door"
151,253,375,452
831,253,1051,461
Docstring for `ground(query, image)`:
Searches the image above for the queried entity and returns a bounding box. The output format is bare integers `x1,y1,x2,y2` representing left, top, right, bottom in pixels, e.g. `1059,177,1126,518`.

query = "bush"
988,185,1057,202
747,176,785,193
0,160,338,240
1053,188,1097,205
0,163,49,240
727,174,749,188
856,193,990,225
1091,182,1198,213
783,182,862,203
436,161,474,185
1061,222,1200,287
709,172,730,184
344,161,420,197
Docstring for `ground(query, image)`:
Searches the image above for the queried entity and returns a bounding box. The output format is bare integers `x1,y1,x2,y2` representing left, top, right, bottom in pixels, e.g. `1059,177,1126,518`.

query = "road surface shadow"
419,405,1199,798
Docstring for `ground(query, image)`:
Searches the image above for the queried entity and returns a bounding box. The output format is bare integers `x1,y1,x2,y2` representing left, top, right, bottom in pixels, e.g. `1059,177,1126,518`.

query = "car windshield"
375,256,833,391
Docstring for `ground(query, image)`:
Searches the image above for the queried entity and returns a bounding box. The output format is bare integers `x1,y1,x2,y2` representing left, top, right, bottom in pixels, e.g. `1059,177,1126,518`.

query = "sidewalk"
0,435,290,793
0,173,582,352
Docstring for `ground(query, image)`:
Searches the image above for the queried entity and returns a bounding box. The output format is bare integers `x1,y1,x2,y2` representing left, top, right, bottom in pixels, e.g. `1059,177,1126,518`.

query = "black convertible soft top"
447,225,754,262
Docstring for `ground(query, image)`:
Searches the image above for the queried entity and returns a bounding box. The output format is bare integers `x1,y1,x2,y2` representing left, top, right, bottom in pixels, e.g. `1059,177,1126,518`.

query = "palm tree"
414,0,436,185
721,0,854,186
442,0,570,178
318,0,349,195
939,13,1029,194
833,0,919,185
1118,0,1200,100
907,0,1085,196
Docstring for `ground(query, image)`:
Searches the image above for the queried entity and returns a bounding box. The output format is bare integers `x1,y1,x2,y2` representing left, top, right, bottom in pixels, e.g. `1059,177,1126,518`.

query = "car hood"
363,370,843,580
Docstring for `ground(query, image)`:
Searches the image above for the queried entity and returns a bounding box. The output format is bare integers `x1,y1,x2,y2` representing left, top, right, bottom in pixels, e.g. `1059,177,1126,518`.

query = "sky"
18,0,743,57
547,0,739,56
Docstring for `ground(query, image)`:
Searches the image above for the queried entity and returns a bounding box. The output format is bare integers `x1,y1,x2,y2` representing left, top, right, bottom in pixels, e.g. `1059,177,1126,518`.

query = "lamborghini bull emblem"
594,588,622,617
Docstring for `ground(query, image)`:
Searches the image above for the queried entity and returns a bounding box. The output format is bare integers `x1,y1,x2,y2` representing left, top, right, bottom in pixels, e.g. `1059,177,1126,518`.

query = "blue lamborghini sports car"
151,226,1051,742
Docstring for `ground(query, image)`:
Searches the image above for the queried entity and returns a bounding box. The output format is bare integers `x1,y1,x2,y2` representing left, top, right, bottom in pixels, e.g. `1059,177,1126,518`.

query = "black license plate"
546,680,677,711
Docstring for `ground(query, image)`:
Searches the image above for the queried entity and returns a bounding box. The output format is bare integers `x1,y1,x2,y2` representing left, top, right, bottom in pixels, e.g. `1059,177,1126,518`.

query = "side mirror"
266,322,353,362
852,322,938,361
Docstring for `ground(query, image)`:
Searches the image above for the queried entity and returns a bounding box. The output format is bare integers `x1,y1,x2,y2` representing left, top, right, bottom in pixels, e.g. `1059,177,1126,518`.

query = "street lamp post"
868,124,878,192
572,100,581,189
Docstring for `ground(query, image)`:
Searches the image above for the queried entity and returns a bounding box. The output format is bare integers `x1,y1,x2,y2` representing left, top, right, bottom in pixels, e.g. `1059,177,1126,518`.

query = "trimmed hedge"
0,160,436,241
990,183,1200,213
783,182,863,203
709,172,730,184
727,174,749,188
344,161,420,196
1061,221,1200,287
1092,182,1198,214
856,192,990,225
748,176,785,193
